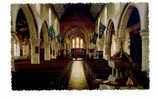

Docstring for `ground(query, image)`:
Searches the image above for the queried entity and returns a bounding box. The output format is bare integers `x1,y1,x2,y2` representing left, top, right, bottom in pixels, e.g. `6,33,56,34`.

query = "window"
72,37,84,48
76,37,79,48
80,39,83,48
72,39,75,48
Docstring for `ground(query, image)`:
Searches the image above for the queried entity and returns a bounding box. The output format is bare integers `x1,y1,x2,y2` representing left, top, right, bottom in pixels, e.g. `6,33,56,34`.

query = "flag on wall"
98,22,106,38
48,24,55,40
56,33,62,43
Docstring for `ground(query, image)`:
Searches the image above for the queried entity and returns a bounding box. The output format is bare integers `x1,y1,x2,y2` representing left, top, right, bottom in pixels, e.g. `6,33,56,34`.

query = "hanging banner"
98,22,106,38
56,32,62,43
48,24,55,40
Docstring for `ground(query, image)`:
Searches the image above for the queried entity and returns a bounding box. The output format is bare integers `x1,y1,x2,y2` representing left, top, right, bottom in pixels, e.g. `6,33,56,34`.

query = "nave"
11,3,149,90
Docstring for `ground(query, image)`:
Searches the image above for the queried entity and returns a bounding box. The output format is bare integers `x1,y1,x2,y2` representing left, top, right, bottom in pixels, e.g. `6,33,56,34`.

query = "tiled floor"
68,60,88,90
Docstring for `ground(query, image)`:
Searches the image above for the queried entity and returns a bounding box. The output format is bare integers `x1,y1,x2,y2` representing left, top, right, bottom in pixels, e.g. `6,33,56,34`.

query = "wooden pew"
13,58,72,90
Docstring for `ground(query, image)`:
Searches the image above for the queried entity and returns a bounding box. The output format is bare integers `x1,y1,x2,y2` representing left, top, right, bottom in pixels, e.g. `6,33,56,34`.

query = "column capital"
11,32,17,38
106,26,110,32
30,38,39,46
140,29,149,41
140,29,149,36
140,29,148,32
115,37,121,42
11,31,16,34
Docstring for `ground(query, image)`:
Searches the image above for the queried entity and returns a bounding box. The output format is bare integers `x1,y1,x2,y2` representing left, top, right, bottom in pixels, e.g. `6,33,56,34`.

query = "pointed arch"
117,4,141,38
12,4,38,43
40,21,51,61
117,4,142,68
105,19,115,58
40,21,49,45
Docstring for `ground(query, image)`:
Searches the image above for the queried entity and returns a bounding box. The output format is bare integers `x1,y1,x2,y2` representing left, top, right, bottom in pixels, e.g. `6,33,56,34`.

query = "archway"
13,5,39,64
15,8,31,59
106,20,115,59
40,29,44,61
40,21,50,62
128,7,142,67
118,5,142,69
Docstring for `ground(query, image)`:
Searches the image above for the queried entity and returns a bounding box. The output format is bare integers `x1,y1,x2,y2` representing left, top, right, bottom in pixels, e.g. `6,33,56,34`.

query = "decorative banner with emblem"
48,24,55,40
98,22,106,38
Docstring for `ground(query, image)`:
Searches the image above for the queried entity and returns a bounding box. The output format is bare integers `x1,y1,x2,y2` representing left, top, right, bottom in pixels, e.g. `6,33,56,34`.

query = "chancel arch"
71,34,86,49
63,26,88,48
66,28,87,58
70,31,86,48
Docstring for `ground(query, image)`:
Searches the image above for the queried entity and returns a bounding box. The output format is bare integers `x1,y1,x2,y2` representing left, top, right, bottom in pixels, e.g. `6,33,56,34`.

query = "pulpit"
109,49,139,86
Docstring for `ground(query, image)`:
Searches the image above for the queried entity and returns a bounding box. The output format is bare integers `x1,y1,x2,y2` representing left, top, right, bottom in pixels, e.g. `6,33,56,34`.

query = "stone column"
30,39,40,64
11,36,15,72
115,37,121,54
105,42,110,60
124,30,130,55
44,44,50,61
117,27,126,53
141,29,149,72
51,40,56,59
96,38,103,59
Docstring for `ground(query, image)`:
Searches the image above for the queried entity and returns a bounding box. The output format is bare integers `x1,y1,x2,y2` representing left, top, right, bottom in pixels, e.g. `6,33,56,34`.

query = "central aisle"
68,60,88,90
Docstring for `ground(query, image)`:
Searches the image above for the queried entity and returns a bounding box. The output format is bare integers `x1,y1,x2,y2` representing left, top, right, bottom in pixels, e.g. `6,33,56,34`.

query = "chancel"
11,3,149,90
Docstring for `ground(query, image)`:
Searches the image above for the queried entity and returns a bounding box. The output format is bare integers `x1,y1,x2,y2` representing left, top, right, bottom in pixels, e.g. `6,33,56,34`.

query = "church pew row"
12,58,72,90
14,58,71,71
85,59,112,80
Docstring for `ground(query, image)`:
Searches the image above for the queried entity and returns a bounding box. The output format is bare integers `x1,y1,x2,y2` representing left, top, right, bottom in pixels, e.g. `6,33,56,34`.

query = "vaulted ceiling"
53,3,105,40
53,3,105,21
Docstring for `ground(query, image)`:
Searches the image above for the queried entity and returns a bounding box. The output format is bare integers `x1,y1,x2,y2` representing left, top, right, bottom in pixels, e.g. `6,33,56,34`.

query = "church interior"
11,3,149,90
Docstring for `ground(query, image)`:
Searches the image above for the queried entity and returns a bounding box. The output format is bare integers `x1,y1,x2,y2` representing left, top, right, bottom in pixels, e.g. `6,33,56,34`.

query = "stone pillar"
11,36,15,72
51,40,56,59
96,38,104,59
103,44,106,59
115,37,121,54
105,43,110,60
117,27,126,53
44,44,50,61
104,27,110,60
123,30,130,55
141,29,149,72
31,39,40,64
